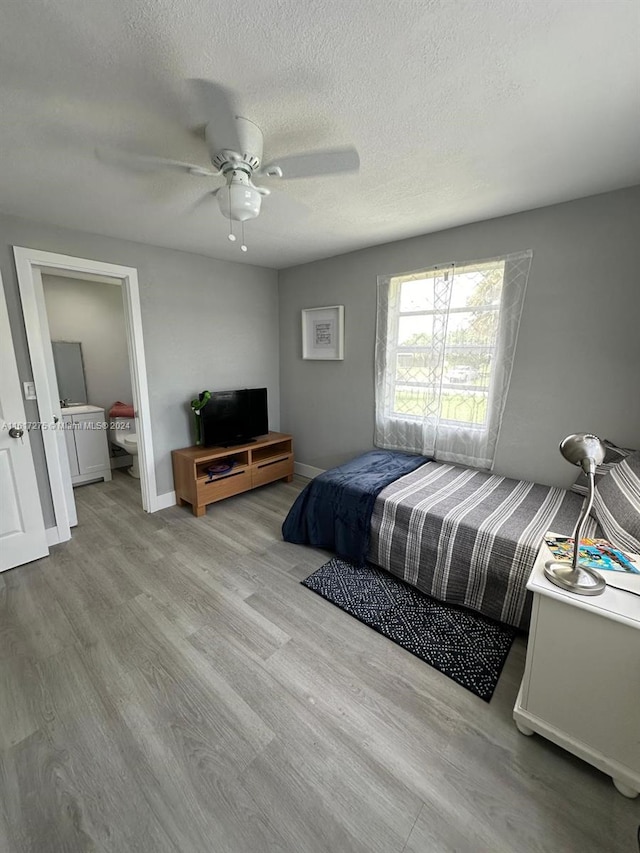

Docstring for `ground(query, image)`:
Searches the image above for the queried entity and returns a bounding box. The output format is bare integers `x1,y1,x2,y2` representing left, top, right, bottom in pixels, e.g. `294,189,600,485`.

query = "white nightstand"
513,537,640,798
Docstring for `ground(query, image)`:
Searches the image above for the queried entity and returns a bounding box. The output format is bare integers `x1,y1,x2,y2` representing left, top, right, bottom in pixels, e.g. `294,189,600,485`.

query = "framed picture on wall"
301,305,344,360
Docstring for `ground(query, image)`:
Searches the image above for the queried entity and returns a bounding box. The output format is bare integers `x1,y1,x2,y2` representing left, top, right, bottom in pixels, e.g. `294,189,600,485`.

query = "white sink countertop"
61,404,105,415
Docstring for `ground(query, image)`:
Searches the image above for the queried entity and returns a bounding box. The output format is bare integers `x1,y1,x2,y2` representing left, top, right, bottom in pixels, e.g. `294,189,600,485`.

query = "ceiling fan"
98,81,360,252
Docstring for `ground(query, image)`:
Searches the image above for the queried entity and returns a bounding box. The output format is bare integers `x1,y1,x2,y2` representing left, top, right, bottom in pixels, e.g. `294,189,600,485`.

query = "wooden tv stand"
172,432,294,517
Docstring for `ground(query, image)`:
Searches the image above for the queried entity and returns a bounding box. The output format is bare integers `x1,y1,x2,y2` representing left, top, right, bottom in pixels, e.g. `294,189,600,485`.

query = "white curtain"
374,250,532,468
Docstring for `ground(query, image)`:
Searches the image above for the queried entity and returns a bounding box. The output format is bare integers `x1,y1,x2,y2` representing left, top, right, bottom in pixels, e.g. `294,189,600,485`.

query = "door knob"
8,427,24,439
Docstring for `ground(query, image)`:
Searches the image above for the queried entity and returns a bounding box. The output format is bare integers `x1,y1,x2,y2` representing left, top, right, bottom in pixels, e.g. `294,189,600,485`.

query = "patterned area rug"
302,558,517,701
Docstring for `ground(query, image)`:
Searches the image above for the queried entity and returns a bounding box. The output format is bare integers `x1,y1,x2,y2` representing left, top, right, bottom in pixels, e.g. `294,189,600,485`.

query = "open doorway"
13,247,157,546
42,272,141,496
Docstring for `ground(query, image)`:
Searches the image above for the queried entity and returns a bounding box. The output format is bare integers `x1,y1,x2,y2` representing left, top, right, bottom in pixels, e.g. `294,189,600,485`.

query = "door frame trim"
13,247,159,541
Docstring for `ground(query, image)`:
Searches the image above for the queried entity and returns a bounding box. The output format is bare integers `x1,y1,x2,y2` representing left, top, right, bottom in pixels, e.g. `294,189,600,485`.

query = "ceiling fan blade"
187,79,242,154
260,146,360,180
96,147,217,177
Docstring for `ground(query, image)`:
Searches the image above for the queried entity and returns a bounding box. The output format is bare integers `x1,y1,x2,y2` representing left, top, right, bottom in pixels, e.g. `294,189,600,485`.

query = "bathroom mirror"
52,341,88,405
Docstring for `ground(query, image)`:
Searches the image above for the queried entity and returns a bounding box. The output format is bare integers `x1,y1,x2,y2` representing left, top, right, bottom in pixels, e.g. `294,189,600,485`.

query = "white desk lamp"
544,433,607,596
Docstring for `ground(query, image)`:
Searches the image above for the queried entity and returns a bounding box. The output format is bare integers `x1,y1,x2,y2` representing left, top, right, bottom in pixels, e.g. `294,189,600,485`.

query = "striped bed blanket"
368,461,591,629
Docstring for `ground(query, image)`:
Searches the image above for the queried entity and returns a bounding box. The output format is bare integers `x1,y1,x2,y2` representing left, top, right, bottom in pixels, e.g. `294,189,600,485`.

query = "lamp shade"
559,433,606,475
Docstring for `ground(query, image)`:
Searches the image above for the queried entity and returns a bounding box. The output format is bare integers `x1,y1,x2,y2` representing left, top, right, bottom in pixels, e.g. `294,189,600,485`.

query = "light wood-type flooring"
1,471,638,852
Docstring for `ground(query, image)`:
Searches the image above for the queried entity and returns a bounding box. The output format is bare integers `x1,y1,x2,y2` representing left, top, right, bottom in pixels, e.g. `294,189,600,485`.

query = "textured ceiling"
1,0,639,269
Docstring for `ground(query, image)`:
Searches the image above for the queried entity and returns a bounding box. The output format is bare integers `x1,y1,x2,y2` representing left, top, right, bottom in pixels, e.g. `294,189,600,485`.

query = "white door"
0,273,48,571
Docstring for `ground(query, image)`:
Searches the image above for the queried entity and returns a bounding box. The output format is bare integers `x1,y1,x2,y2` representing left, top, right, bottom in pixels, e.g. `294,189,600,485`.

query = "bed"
283,451,589,630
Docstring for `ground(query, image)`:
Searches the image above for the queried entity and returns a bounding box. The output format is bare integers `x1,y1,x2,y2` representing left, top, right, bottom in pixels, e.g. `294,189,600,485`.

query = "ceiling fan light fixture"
217,178,261,222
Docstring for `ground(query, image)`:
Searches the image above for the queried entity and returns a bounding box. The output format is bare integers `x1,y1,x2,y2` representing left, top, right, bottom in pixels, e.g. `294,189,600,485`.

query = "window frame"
384,260,507,430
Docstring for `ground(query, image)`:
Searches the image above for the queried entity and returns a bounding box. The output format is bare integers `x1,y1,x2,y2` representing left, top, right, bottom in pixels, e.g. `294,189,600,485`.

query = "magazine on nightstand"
544,536,639,574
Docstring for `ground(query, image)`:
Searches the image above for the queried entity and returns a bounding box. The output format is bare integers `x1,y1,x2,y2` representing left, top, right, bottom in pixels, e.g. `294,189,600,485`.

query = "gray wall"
43,275,133,413
1,212,279,526
278,186,640,488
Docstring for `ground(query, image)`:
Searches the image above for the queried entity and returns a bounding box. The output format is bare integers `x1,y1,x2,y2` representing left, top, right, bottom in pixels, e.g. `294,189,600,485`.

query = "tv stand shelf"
172,432,294,517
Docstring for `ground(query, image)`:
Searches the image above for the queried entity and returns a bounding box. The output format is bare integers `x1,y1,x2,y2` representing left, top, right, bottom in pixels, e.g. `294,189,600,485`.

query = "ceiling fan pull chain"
241,221,248,253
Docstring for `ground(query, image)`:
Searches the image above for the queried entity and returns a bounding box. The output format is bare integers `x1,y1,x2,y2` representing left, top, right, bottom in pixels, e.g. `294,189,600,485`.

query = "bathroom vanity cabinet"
62,405,112,486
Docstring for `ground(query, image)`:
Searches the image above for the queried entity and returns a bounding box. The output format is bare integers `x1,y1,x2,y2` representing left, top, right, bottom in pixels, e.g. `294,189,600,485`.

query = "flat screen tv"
200,387,268,447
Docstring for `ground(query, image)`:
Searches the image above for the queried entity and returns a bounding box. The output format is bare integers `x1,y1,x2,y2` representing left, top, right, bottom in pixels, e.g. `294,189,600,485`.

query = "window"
375,251,532,468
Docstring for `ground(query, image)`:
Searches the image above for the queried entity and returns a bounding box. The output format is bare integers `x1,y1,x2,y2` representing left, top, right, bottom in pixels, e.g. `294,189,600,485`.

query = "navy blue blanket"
282,450,430,565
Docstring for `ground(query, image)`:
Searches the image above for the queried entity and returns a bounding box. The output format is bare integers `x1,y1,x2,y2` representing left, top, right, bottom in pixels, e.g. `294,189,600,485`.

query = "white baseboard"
150,490,177,511
294,462,325,480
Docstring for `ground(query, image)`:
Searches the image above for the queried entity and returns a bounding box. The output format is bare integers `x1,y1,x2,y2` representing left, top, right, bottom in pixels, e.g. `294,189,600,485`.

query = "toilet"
110,416,140,478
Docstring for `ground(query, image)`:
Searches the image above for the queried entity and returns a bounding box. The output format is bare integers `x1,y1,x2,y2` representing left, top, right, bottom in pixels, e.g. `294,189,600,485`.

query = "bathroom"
42,273,140,497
